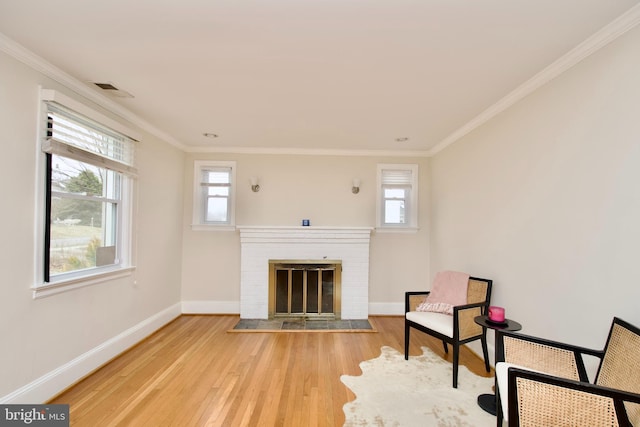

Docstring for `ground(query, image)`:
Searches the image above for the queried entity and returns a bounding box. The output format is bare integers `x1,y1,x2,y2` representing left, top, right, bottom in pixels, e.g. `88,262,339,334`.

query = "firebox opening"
268,260,342,320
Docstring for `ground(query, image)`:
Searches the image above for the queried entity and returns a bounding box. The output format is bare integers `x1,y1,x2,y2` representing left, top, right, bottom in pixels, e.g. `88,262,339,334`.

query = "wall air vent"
91,82,134,98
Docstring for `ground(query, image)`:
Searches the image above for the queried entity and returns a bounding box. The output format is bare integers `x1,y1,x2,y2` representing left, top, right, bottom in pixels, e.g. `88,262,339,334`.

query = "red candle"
488,306,505,322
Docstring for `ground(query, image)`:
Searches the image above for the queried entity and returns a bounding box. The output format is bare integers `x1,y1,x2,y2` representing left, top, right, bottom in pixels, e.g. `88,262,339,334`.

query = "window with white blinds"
34,89,137,297
377,164,419,230
42,101,137,177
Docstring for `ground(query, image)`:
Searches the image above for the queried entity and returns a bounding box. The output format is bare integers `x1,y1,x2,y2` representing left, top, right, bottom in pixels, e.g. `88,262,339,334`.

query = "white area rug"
341,346,495,427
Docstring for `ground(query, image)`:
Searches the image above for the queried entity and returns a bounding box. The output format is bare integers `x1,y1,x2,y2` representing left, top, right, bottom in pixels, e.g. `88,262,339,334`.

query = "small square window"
377,164,418,230
192,161,236,230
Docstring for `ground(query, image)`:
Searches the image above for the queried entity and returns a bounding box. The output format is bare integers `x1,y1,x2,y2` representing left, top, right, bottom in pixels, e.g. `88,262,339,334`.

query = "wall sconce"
251,177,260,192
352,178,360,194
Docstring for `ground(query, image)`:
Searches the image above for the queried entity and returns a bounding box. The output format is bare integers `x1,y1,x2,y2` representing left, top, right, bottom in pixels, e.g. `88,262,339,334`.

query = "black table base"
474,315,523,417
477,393,497,415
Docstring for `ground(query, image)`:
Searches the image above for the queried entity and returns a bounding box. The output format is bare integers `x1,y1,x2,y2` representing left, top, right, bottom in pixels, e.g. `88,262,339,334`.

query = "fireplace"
269,260,341,319
238,226,373,319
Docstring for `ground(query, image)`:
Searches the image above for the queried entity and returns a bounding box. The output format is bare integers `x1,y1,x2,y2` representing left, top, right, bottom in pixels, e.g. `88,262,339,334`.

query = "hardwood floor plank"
49,315,492,426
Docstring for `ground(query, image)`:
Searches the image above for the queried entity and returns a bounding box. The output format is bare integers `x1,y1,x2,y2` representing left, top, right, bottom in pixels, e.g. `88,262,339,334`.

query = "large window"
376,164,419,231
35,89,137,297
192,160,236,230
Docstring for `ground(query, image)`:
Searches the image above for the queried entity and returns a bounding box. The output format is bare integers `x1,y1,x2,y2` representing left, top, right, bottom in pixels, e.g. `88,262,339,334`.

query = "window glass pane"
206,198,228,222
52,156,104,197
49,155,120,275
384,200,406,224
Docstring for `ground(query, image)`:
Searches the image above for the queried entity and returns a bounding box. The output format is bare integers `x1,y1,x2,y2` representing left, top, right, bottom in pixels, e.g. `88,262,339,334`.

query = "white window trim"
191,160,237,231
33,88,137,298
376,163,419,233
32,267,135,299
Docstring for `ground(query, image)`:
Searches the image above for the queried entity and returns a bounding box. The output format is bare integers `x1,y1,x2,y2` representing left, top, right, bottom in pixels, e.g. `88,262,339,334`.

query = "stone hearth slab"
230,318,375,332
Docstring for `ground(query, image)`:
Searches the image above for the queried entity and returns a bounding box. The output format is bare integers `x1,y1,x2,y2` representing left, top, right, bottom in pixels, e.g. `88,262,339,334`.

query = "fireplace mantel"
237,226,373,319
238,226,373,243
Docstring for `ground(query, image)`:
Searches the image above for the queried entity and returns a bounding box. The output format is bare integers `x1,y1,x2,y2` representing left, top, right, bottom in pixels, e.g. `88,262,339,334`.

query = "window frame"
192,160,237,231
376,163,419,232
33,89,138,299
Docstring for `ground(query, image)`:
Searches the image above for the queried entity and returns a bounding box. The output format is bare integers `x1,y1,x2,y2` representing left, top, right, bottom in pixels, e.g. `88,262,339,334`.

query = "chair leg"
404,322,410,360
452,343,459,388
442,340,448,354
481,333,490,372
496,384,503,426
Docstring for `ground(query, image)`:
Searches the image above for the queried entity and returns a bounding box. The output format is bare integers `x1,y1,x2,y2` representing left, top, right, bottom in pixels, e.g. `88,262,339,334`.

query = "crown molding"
0,32,188,151
183,145,431,157
427,3,640,157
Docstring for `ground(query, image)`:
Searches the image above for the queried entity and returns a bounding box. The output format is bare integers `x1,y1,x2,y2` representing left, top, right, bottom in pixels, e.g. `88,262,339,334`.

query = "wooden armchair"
495,317,640,426
404,276,493,388
507,367,640,426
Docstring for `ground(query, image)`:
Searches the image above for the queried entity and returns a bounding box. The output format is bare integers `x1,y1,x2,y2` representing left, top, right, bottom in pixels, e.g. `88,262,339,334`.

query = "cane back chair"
507,367,640,426
496,317,640,426
405,276,492,388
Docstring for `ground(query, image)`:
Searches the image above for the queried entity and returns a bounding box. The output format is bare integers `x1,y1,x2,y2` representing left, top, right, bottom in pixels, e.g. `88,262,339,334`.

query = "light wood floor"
49,315,492,426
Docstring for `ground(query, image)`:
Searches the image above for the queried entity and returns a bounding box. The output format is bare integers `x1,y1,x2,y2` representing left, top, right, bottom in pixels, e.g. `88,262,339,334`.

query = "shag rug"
341,346,495,427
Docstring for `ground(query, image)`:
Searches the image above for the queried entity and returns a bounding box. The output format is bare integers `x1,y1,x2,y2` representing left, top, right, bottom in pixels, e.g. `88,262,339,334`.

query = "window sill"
191,224,237,232
375,227,419,234
32,266,136,299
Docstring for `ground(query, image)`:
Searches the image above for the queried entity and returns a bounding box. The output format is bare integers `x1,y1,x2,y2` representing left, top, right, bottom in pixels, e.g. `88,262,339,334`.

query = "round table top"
474,315,522,332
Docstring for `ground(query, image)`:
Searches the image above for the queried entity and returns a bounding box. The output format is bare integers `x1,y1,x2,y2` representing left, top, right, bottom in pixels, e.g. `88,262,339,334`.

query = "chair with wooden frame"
495,317,640,426
404,276,493,388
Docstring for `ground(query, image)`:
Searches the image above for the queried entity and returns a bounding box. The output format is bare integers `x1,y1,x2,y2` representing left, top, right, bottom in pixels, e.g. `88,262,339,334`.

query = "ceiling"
1,0,639,155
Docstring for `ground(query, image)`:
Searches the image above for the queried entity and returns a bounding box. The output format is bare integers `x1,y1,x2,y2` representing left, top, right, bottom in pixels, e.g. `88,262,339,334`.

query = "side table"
474,315,522,416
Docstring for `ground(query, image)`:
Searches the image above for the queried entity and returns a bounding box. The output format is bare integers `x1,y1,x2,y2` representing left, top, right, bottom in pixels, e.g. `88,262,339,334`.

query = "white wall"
0,50,185,401
180,153,431,315
430,25,640,350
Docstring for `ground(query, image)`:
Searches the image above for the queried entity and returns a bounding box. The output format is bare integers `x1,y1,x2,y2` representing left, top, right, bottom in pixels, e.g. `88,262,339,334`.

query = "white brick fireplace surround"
238,226,373,319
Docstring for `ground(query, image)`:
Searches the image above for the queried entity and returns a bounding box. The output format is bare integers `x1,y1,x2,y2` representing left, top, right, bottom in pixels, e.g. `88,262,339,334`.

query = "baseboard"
0,303,182,404
369,302,404,316
182,300,240,314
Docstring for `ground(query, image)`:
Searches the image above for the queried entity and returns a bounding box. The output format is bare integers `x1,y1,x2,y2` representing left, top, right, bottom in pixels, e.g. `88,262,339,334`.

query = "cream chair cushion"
406,311,454,338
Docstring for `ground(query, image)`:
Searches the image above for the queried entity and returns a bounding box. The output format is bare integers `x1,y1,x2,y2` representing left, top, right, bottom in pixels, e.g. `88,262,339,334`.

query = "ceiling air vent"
91,82,134,98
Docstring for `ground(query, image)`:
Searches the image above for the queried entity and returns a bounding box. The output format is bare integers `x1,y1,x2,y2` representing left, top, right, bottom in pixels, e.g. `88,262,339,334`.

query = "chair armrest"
496,330,604,382
508,367,640,426
405,291,430,313
452,301,488,339
452,300,489,313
